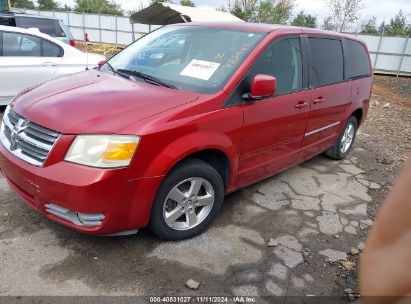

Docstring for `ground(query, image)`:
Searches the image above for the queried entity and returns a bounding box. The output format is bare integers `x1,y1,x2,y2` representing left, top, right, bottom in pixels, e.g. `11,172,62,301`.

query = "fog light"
45,203,104,227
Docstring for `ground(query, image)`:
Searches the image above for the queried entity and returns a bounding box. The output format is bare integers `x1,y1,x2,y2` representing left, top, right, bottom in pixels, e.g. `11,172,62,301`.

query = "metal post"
397,36,409,77
82,12,86,42
132,23,135,42
99,13,102,43
373,33,384,70
115,15,118,45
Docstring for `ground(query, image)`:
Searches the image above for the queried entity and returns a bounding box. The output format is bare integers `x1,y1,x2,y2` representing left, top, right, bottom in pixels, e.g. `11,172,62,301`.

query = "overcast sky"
57,0,411,24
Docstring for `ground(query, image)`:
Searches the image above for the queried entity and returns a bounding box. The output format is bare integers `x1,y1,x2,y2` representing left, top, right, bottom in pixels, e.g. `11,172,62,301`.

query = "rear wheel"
325,116,358,160
149,159,224,240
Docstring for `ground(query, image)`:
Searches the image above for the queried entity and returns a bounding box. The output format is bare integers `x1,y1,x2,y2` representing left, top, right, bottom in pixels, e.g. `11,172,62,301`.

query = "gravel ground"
0,75,409,301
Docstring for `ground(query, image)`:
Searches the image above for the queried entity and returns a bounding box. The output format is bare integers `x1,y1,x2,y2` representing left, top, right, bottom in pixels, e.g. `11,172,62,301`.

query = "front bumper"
0,142,162,235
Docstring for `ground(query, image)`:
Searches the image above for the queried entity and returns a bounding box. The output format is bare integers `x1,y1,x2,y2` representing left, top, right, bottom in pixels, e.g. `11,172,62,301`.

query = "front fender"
142,131,240,190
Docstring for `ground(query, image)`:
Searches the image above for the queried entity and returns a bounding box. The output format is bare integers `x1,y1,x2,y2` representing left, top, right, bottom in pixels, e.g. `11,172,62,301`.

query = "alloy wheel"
162,177,215,231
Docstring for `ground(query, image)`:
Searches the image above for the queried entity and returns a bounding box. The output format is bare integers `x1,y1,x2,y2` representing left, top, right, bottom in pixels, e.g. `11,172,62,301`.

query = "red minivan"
0,23,372,240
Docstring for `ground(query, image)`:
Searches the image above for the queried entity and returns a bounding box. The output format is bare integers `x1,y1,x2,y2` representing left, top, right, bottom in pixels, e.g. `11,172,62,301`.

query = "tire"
325,116,358,160
149,158,225,240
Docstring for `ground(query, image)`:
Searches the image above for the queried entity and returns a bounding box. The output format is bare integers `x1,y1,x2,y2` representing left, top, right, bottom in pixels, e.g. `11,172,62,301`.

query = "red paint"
250,74,277,98
0,24,373,235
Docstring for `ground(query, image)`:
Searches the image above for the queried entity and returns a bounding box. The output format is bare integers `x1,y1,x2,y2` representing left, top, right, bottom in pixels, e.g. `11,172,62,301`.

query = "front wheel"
149,159,224,240
325,116,358,160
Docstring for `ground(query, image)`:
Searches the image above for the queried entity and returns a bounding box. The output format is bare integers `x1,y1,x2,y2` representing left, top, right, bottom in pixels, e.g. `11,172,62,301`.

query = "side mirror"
98,60,106,67
243,74,277,100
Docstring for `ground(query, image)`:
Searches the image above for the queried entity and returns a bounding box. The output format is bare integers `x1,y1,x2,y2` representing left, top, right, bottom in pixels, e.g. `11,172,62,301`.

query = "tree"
385,10,409,36
291,10,317,28
38,0,59,10
150,0,172,4
11,0,35,9
360,16,378,34
324,0,363,32
229,0,257,22
180,0,195,6
74,0,123,16
230,0,295,24
322,16,334,30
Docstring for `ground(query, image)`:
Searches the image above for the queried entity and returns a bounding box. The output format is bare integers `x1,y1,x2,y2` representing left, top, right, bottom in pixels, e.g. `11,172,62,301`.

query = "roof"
165,22,368,43
0,24,62,41
130,3,243,25
0,11,61,20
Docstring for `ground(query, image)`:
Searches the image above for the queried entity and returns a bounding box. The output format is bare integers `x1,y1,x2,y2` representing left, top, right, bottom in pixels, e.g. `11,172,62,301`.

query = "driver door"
237,36,310,186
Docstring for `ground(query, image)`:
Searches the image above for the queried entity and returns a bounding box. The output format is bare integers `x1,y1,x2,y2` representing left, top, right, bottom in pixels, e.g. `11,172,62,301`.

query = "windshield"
103,25,265,93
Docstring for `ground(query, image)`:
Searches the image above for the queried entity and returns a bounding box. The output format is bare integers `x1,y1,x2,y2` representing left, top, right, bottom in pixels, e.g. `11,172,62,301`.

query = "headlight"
65,135,140,168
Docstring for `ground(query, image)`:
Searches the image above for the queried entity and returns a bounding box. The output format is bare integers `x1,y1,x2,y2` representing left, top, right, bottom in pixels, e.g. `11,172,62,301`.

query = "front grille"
0,107,60,166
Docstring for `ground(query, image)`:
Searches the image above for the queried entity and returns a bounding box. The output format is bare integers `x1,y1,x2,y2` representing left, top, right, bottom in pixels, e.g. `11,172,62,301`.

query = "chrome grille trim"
0,107,60,166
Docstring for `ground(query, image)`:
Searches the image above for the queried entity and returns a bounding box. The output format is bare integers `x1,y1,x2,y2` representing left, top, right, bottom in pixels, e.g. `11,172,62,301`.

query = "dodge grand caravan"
0,23,372,240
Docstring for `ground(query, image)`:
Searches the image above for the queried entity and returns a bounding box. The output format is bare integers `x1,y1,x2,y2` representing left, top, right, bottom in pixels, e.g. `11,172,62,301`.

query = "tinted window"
2,32,41,56
248,37,303,95
345,40,370,79
309,38,344,87
16,17,60,37
43,39,62,57
0,17,14,26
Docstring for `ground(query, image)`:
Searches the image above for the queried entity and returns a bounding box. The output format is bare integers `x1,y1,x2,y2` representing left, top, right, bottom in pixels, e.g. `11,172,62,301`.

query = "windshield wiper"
117,69,178,89
105,62,131,80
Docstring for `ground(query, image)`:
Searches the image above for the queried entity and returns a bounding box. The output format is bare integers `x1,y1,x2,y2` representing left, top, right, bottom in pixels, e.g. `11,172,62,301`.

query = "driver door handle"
313,96,325,104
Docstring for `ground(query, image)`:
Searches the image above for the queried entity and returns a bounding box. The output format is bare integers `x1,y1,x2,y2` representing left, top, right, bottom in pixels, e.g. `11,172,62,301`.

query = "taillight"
70,40,76,47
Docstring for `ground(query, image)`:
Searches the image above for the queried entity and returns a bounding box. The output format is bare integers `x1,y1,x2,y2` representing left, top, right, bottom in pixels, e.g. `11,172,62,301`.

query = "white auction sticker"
180,59,221,81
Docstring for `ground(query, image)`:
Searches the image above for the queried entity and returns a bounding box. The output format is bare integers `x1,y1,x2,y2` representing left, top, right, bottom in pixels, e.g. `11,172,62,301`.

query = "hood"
12,69,199,134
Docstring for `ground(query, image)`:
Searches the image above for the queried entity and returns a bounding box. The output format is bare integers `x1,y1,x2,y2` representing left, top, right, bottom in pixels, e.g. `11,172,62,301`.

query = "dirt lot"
0,75,410,301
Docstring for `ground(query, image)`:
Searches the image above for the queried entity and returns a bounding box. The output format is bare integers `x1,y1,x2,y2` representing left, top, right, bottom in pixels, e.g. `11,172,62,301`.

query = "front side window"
308,37,344,88
247,37,303,95
2,32,41,56
104,25,266,93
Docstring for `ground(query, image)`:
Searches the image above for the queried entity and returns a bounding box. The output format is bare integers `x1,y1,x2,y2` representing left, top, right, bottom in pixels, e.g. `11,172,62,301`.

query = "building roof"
129,3,243,25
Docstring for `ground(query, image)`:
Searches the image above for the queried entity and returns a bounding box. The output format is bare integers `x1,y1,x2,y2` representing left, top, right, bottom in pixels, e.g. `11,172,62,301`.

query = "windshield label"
180,59,221,81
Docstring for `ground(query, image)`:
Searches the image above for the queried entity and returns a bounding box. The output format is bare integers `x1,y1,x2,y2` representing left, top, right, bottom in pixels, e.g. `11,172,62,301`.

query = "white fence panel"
18,10,411,76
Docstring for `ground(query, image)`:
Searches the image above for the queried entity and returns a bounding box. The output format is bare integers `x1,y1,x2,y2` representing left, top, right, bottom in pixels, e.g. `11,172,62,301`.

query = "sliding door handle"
295,101,309,109
313,97,325,104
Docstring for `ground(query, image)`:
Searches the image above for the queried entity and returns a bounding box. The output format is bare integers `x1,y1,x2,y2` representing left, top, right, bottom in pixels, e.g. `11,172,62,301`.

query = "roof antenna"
85,32,89,70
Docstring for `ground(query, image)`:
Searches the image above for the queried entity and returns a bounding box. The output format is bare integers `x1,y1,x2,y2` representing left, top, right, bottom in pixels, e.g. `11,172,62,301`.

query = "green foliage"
291,10,317,28
360,17,378,34
180,0,195,7
322,16,334,30
230,0,295,24
12,0,35,9
230,0,255,22
38,0,59,10
385,10,409,36
74,0,123,16
150,0,172,4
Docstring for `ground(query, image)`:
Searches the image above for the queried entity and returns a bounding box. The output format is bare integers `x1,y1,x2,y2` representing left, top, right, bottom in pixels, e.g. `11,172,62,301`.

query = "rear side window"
2,32,41,56
43,39,63,57
344,40,370,79
308,37,344,88
16,17,63,37
0,17,15,26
